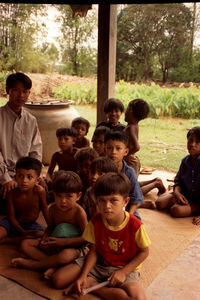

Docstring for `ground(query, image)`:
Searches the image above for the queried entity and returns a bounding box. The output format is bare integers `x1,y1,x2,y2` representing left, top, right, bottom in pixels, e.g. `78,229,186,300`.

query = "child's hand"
108,269,126,286
43,237,62,247
192,216,200,225
75,275,87,296
174,192,188,205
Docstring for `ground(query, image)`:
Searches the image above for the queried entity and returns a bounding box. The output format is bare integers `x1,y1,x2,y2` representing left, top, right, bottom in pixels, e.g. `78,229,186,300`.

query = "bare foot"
155,178,166,195
44,267,56,280
139,200,156,209
11,257,35,269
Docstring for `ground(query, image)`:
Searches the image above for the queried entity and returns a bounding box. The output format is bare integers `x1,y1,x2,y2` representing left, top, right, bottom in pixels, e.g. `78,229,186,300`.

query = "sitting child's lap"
75,256,140,284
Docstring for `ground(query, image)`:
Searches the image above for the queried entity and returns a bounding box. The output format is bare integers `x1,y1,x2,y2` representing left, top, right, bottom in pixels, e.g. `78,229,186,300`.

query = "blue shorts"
0,218,44,237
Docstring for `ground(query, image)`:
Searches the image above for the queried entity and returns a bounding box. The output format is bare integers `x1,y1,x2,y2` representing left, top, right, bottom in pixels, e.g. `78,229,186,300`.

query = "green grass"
75,104,197,173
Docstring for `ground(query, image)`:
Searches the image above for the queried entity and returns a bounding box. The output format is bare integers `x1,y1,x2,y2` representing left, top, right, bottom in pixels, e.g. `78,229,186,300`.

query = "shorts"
75,256,140,285
124,155,141,178
0,218,44,237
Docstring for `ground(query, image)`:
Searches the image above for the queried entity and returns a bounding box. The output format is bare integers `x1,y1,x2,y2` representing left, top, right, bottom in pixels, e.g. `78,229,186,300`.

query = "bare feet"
155,178,166,195
44,267,56,280
139,200,156,209
11,257,35,269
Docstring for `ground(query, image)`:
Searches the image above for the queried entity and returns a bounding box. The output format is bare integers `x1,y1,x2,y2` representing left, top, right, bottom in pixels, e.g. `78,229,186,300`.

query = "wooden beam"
97,4,117,124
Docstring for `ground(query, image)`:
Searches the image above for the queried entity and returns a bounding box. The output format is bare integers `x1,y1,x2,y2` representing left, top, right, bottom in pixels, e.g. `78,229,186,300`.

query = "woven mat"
0,199,199,299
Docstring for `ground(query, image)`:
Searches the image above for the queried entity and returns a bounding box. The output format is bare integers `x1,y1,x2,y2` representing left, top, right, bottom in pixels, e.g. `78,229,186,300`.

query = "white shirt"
0,103,42,184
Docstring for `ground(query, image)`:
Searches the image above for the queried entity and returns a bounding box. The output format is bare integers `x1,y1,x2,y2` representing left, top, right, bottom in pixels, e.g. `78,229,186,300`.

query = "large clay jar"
24,100,79,165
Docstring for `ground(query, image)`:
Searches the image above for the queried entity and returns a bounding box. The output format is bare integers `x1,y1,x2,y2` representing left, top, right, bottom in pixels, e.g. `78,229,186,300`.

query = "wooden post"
97,4,117,124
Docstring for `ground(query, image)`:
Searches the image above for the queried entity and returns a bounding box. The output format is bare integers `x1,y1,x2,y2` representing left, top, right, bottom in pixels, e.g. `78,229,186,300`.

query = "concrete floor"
1,169,199,299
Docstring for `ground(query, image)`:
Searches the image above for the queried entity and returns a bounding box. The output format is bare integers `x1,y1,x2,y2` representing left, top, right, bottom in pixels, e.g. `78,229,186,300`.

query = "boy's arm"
7,192,28,236
125,125,140,154
173,185,188,204
74,244,98,296
108,247,149,286
38,185,50,226
46,153,57,180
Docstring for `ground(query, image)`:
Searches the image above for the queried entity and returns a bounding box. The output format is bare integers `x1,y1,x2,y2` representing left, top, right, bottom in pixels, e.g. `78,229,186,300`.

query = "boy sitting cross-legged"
0,157,49,243
104,130,144,220
52,172,150,300
11,170,88,280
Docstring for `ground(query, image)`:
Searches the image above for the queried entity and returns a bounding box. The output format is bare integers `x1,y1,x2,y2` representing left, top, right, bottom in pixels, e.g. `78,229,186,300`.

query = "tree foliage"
117,4,193,83
57,5,97,76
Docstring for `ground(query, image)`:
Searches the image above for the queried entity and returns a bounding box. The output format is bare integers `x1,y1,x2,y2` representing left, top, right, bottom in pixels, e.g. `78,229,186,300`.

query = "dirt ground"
25,73,200,102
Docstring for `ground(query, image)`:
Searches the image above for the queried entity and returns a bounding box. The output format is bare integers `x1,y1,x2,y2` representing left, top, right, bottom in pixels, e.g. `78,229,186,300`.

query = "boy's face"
7,81,30,113
57,135,74,151
89,169,105,187
92,135,105,156
97,193,129,224
187,133,200,158
73,123,87,140
53,192,81,212
106,109,122,125
15,169,38,191
77,159,91,177
125,104,133,123
105,139,129,166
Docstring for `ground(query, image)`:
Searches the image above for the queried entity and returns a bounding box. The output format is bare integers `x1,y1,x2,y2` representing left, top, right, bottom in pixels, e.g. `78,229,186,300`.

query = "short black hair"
56,127,77,138
128,98,149,121
74,147,99,164
92,126,111,142
104,98,124,113
71,117,90,134
104,130,129,147
16,157,42,177
52,170,82,193
6,72,32,91
94,172,131,198
90,157,118,174
187,126,200,141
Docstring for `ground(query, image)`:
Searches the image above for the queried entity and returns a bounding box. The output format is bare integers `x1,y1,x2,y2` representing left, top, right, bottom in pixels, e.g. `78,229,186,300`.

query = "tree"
117,4,193,82
0,3,47,72
57,5,97,76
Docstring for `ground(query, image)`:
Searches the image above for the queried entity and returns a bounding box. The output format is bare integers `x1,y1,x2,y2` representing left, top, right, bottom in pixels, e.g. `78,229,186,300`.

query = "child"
156,126,200,224
82,156,118,220
104,130,144,220
96,98,126,132
11,170,88,279
0,157,49,242
92,126,111,157
46,127,77,185
51,172,150,300
74,147,99,205
71,117,90,149
124,98,150,177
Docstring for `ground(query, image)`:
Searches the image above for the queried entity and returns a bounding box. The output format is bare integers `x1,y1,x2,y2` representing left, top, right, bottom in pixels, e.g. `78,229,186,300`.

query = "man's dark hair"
90,157,118,174
16,157,42,177
92,126,111,142
56,127,77,138
71,117,90,134
94,172,131,198
129,98,150,121
104,130,129,147
74,147,99,164
52,170,82,193
6,72,32,91
104,98,124,113
187,126,200,141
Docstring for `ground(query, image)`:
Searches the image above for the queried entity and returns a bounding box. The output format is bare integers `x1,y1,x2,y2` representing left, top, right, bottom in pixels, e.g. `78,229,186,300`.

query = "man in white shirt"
0,72,43,214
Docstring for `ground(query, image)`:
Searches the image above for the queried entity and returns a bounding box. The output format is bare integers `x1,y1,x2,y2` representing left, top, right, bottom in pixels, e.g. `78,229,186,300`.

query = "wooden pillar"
97,4,117,124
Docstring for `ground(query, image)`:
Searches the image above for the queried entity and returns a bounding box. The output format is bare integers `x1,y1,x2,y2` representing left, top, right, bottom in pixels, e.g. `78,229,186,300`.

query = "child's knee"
51,271,65,289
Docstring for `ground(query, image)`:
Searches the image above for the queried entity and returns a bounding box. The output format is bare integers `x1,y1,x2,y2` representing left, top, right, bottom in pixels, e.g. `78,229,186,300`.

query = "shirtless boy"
11,170,88,280
0,157,49,242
